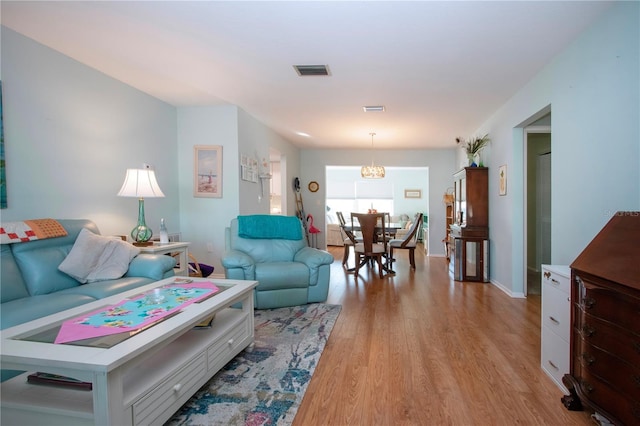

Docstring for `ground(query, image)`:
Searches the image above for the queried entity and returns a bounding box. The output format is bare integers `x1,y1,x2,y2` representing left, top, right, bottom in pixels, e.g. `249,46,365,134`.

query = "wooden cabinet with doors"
449,167,489,282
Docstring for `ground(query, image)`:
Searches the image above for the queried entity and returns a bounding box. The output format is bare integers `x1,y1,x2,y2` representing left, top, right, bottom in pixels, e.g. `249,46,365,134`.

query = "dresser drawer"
541,325,569,391
542,282,571,342
573,338,640,400
133,352,206,425
207,314,252,373
576,275,640,335
573,367,640,426
576,311,640,366
542,265,571,294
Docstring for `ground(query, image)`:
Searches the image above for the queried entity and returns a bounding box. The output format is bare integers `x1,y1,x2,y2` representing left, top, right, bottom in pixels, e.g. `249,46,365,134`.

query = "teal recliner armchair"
221,215,333,309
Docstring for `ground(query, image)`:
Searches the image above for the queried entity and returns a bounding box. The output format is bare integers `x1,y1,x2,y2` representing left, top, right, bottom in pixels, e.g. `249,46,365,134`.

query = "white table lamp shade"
117,168,165,198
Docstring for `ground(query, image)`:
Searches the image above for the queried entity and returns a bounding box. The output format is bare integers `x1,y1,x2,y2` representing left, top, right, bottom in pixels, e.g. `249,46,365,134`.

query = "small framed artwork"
499,165,507,196
404,189,422,199
194,145,223,198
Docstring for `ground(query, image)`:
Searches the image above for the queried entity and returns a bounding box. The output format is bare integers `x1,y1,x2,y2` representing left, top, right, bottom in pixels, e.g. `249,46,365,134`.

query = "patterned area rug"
166,303,341,426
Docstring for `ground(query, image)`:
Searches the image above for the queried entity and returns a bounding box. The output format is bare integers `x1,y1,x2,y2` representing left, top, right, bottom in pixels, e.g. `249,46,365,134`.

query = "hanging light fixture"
361,132,385,179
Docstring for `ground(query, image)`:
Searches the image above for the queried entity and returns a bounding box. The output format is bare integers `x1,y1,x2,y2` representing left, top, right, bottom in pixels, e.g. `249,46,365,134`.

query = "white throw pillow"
58,228,140,283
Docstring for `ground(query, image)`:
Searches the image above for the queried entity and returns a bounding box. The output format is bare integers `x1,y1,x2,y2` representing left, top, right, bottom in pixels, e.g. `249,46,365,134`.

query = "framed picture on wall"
404,189,422,199
499,165,507,196
194,145,223,198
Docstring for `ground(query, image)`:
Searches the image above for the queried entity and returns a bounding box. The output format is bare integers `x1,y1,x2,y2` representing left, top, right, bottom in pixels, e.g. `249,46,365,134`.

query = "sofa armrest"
294,247,334,285
125,254,176,281
221,249,256,280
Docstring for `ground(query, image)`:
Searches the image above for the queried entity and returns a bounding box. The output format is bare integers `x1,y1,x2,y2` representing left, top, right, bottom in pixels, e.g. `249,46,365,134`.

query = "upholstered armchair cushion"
222,216,333,309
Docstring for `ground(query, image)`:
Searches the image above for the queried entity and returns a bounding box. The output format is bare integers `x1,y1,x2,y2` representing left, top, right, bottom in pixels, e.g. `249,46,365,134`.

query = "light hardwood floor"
293,245,592,425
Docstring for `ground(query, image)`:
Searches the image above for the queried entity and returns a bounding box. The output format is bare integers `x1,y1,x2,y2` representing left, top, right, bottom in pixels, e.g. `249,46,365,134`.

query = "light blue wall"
177,105,240,272
0,27,179,237
237,109,301,217
1,27,301,275
300,148,455,255
471,2,639,296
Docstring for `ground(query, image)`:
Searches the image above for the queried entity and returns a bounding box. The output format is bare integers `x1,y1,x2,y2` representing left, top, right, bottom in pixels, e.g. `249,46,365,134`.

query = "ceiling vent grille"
293,65,330,76
363,106,386,112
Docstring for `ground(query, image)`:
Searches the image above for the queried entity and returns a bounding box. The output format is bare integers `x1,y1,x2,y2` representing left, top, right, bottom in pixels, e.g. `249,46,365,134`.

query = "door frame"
523,125,551,295
512,104,551,297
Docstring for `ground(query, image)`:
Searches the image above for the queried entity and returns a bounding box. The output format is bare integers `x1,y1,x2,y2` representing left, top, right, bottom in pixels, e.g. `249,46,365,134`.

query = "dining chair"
378,212,393,242
351,212,388,278
388,213,423,270
337,211,361,268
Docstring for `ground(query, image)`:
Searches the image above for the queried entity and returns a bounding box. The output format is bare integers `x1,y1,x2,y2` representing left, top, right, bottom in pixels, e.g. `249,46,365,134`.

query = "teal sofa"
221,216,333,309
1,219,176,381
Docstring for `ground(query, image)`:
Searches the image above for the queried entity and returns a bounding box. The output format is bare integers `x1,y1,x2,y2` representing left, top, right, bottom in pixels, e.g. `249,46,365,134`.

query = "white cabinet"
540,264,571,392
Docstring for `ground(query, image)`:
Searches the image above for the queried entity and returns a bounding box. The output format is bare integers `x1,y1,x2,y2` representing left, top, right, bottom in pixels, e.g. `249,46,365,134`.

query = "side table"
139,241,190,276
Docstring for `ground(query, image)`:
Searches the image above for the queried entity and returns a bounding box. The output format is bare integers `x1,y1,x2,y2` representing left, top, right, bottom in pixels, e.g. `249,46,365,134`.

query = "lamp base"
133,241,154,247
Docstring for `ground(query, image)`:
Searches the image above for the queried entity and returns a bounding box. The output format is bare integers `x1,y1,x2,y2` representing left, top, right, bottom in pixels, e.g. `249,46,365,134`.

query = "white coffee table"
1,277,258,426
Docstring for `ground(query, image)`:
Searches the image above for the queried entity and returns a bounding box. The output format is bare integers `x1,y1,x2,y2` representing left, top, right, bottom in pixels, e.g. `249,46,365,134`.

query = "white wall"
300,148,455,255
0,27,179,237
471,2,639,296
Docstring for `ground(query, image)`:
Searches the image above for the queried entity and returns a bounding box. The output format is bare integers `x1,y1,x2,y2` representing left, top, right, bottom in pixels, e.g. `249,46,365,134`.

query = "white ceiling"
1,1,613,149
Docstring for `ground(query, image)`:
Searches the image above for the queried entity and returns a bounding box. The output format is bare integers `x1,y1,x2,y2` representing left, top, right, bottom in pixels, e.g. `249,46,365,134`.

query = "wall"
325,166,429,220
177,107,300,273
0,27,179,237
300,148,455,255
176,106,240,274
237,109,300,217
1,27,301,277
470,2,639,296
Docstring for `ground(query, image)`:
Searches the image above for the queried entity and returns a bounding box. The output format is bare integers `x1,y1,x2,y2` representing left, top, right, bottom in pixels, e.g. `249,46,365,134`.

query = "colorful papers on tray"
54,282,219,344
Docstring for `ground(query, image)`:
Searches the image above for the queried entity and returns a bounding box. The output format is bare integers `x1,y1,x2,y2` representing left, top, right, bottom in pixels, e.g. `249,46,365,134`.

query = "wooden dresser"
562,212,640,425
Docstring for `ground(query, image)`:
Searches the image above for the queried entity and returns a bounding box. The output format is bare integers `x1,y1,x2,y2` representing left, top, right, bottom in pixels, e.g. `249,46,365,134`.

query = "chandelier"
361,132,385,179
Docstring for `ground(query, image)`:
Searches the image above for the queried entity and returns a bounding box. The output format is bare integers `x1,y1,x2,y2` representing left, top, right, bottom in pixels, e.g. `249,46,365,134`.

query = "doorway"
269,147,284,215
525,130,551,295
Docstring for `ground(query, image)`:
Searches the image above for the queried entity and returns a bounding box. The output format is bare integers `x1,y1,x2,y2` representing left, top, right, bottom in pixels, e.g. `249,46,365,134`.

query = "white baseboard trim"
490,279,526,298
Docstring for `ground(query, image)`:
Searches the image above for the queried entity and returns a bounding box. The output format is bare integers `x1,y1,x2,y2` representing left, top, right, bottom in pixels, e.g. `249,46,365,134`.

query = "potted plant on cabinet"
456,134,490,167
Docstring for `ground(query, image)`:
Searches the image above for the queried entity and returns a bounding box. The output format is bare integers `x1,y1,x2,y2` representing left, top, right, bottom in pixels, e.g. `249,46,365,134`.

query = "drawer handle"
227,338,234,346
547,360,559,370
551,278,560,285
581,352,595,366
583,297,596,309
580,380,594,393
581,325,595,337
549,316,560,325
173,383,182,392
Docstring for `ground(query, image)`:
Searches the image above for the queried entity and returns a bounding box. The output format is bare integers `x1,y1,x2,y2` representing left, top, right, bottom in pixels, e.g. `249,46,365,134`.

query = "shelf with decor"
443,189,454,260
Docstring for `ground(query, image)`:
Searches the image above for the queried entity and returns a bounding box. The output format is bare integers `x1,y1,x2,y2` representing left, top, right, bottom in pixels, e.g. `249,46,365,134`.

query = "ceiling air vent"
363,106,386,112
293,65,330,76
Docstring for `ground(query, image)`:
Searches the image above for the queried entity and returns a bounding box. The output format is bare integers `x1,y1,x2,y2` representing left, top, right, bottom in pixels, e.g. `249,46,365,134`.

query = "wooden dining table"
348,222,403,240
